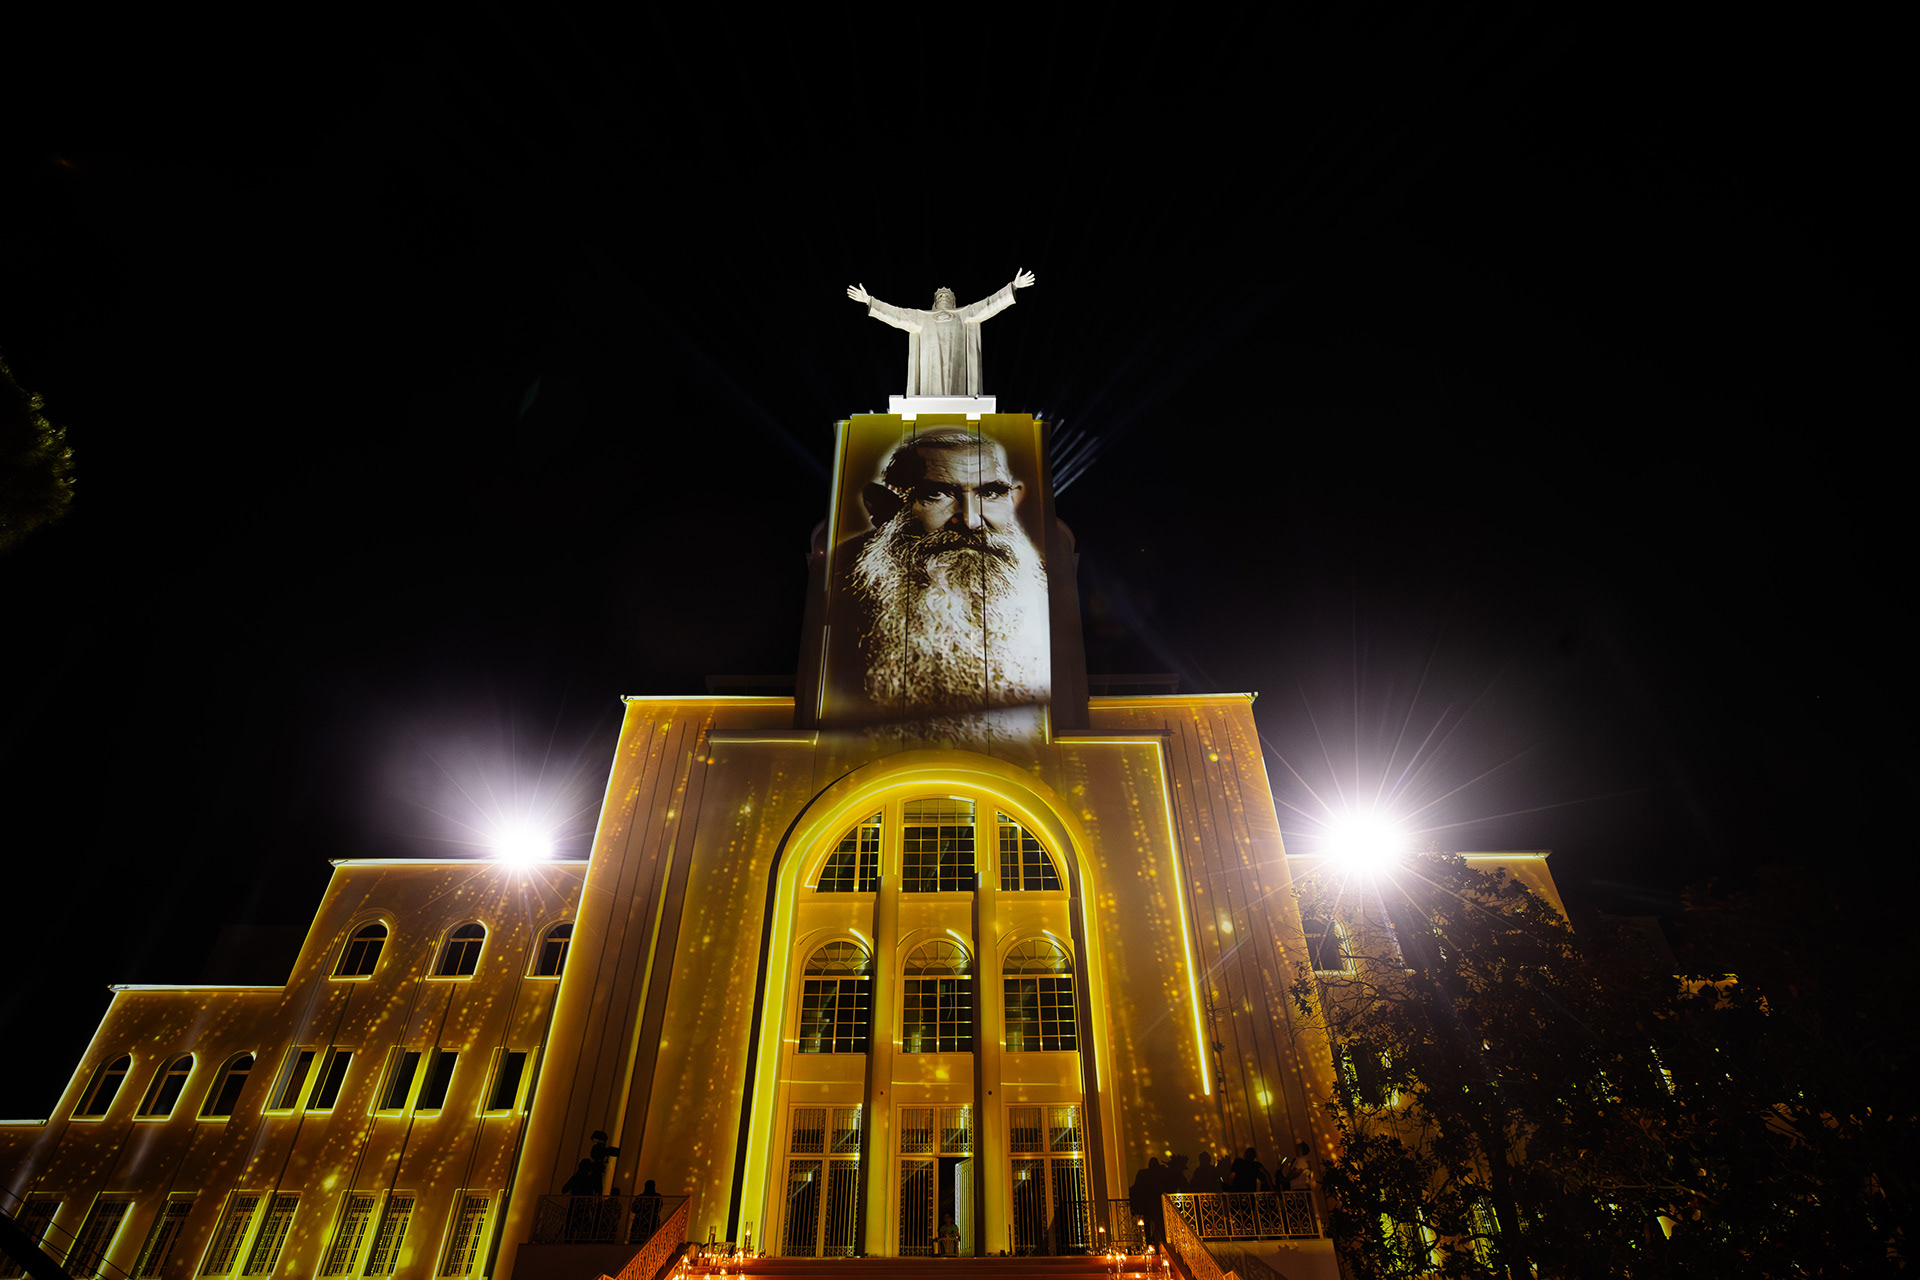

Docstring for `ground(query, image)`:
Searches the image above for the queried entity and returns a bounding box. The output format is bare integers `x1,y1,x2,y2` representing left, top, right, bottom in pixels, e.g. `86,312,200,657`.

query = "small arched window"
903,940,973,1054
138,1054,194,1117
797,942,871,1054
534,923,572,977
336,923,388,977
1003,939,1076,1053
74,1054,132,1117
997,813,1064,891
436,923,487,977
201,1053,255,1118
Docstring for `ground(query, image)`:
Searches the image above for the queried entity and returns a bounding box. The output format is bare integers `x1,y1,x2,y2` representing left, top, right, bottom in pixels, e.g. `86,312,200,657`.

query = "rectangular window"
440,1196,491,1276
310,1049,353,1111
416,1050,458,1112
902,978,973,1053
241,1195,296,1275
66,1199,131,1279
798,978,870,1054
1004,976,1077,1052
319,1193,378,1276
817,814,882,892
134,1199,195,1278
902,798,975,893
379,1050,422,1112
270,1048,317,1111
486,1051,527,1112
201,1195,258,1275
363,1196,414,1276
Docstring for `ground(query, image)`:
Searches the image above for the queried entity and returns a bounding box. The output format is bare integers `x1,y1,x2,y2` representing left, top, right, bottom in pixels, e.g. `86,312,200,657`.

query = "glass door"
1008,1104,1092,1255
780,1106,862,1256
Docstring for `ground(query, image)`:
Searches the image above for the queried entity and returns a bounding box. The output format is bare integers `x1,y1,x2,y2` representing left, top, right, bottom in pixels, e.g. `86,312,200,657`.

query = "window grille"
75,1055,131,1117
139,1055,194,1117
791,1107,827,1154
201,1055,254,1118
903,939,973,1053
133,1199,193,1277
1003,940,1077,1052
242,1196,296,1275
534,924,572,976
336,923,387,977
66,1199,130,1279
202,1195,258,1275
902,798,975,892
798,943,871,1054
436,924,486,976
829,1106,862,1154
362,1196,413,1276
998,813,1063,891
818,814,881,892
320,1194,378,1276
440,1196,490,1276
1,1201,58,1279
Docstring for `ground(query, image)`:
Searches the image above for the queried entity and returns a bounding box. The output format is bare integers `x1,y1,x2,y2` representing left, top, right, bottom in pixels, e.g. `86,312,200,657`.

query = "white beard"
851,514,1051,741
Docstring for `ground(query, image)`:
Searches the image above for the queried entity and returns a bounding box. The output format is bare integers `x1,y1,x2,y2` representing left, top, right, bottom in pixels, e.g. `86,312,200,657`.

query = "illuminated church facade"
2,405,1562,1278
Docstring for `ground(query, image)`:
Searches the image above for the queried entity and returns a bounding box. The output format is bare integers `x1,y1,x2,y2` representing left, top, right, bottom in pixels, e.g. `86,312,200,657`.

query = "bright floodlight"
1325,813,1404,868
493,824,552,865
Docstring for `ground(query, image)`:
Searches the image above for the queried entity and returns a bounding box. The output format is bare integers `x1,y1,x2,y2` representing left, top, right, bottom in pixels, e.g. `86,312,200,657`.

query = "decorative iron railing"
1166,1191,1318,1240
1162,1195,1231,1280
611,1197,689,1280
531,1194,690,1246
1104,1198,1148,1250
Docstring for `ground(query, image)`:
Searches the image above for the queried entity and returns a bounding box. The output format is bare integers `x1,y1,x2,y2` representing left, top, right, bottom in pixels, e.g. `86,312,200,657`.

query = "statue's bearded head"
851,432,1050,733
932,287,958,312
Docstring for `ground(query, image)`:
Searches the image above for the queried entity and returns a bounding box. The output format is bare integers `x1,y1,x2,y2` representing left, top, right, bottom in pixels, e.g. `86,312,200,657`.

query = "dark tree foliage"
1292,854,1907,1279
0,357,75,552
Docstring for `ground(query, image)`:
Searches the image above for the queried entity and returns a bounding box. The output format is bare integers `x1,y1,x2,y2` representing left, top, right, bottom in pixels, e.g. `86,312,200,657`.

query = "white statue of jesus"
847,270,1036,396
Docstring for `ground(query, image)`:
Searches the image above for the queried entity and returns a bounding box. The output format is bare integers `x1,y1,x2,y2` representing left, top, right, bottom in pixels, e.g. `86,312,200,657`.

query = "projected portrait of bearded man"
832,430,1051,742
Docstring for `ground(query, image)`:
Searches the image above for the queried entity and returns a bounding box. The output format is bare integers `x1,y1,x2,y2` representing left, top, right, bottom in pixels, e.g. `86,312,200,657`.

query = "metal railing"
1163,1195,1231,1280
1166,1191,1317,1241
1,1185,136,1280
531,1194,689,1246
610,1197,689,1280
1103,1199,1147,1251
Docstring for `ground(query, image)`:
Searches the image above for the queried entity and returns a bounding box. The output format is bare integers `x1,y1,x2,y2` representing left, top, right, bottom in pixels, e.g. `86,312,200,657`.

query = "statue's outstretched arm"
962,269,1030,323
853,284,918,332
1013,268,1035,290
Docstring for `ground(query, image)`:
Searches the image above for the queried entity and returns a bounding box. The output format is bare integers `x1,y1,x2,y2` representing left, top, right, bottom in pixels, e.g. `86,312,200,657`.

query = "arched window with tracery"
1003,939,1077,1052
335,922,388,977
534,923,572,977
817,814,881,893
797,942,871,1054
138,1054,194,1117
996,813,1063,891
436,923,487,976
902,940,973,1053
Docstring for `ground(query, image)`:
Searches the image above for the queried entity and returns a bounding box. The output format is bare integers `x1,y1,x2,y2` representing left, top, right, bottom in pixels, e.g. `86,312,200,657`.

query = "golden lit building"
2,406,1563,1279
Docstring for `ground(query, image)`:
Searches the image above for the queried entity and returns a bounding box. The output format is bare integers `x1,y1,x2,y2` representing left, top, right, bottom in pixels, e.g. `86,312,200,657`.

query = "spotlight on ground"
1325,812,1404,869
492,824,552,866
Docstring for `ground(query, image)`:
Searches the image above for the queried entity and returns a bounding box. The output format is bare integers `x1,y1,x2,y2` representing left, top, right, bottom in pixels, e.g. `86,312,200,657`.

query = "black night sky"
2,11,1908,1113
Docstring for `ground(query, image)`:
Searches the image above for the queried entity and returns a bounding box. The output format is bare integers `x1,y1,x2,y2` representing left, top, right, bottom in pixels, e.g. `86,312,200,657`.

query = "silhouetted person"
1189,1150,1223,1194
589,1129,621,1181
1166,1154,1191,1192
561,1158,598,1196
1230,1146,1272,1193
630,1180,663,1243
1283,1141,1313,1190
1128,1160,1161,1246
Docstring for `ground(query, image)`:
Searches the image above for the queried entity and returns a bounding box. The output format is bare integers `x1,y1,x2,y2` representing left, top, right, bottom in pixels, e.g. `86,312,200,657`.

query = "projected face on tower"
825,425,1052,743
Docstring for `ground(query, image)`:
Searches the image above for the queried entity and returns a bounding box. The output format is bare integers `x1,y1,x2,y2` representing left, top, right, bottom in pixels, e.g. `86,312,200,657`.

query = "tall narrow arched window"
902,940,973,1054
1003,939,1077,1052
202,1053,255,1118
138,1054,194,1117
996,813,1063,891
534,923,572,977
797,942,871,1054
1303,918,1348,973
817,814,881,893
335,923,388,977
436,923,487,977
73,1054,131,1117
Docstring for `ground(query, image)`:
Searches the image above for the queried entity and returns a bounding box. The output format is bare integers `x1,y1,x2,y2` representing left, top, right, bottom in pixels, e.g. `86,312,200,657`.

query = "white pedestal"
887,395,997,421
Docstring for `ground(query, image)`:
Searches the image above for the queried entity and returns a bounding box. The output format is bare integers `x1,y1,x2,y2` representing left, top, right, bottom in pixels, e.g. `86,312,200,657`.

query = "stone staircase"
683,1257,1172,1280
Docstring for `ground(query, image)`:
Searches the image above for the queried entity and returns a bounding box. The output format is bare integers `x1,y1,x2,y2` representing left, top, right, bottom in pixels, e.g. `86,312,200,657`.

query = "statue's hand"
847,283,871,305
1013,269,1036,290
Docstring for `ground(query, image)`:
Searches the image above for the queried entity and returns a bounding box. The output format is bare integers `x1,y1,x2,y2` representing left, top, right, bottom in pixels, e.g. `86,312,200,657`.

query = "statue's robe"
866,284,1016,395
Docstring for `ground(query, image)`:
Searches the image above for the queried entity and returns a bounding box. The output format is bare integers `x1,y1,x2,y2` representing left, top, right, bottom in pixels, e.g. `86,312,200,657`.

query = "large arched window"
201,1053,255,1118
335,923,388,977
533,923,572,977
817,814,881,893
1003,939,1077,1052
436,923,487,977
797,942,871,1054
902,940,972,1054
996,813,1063,891
138,1054,194,1118
73,1054,131,1117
